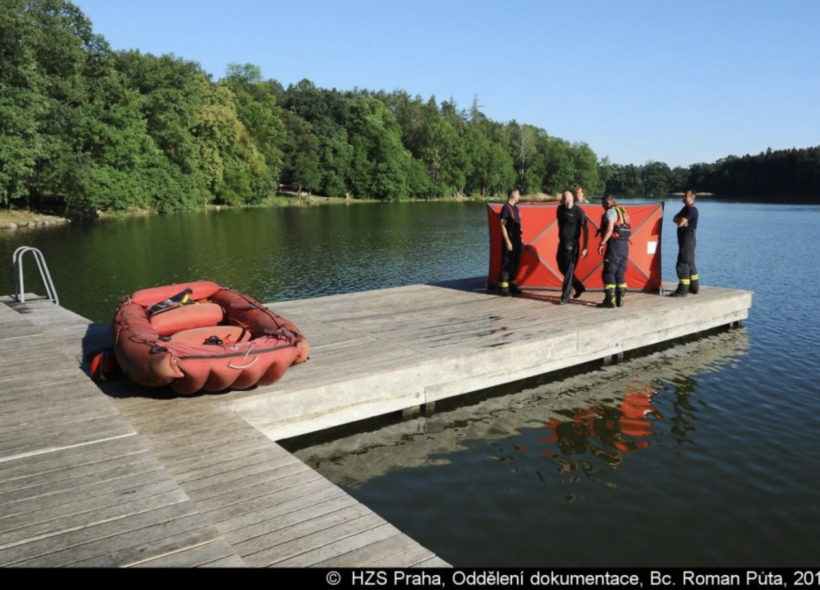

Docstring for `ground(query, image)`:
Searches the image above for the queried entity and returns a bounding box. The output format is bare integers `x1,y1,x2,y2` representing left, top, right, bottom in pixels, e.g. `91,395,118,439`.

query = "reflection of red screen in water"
487,202,664,291
537,383,662,465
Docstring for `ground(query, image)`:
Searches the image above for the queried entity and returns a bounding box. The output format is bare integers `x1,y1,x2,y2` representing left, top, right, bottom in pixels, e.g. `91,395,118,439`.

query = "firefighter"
669,189,699,297
499,188,523,296
597,193,631,308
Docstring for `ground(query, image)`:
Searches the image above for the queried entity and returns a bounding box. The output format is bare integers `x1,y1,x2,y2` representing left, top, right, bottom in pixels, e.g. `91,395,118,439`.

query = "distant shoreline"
0,210,70,231
0,192,560,230
4,191,818,230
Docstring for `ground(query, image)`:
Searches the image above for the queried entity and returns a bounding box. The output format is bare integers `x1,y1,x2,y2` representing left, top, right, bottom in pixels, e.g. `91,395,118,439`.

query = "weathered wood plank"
239,510,385,567
70,532,244,568
0,488,190,550
6,512,225,568
203,476,346,527
0,448,158,501
182,460,314,503
198,553,248,567
211,480,352,534
308,526,435,567
223,492,360,551
1,469,178,526
128,538,240,568
0,415,136,458
275,522,403,567
0,435,144,481
172,445,299,487
416,556,452,567
193,468,324,514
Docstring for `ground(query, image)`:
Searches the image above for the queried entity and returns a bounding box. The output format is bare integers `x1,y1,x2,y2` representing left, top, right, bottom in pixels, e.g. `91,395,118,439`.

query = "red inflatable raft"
112,281,309,395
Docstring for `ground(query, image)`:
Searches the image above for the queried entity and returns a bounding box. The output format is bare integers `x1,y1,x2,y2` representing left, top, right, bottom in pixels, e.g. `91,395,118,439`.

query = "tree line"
2,1,818,218
603,147,820,199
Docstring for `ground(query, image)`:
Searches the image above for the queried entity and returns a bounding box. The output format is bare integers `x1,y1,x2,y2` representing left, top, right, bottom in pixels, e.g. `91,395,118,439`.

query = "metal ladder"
12,246,59,305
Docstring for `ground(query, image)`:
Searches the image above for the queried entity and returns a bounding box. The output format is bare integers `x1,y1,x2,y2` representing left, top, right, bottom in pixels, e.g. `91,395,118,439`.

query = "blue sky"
72,0,819,168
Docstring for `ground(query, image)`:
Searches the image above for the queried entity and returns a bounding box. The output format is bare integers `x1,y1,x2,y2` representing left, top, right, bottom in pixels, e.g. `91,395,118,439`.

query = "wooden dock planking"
236,509,387,566
227,279,752,441
2,297,443,566
0,277,752,567
4,504,204,567
126,537,242,568
0,298,244,567
225,495,369,555
0,436,148,494
112,396,441,566
213,481,356,535
271,522,409,567
311,531,443,568
205,486,359,562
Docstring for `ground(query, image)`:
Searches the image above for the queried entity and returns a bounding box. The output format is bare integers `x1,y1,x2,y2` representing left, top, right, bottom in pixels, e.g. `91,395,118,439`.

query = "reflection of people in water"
669,374,698,445
541,383,662,468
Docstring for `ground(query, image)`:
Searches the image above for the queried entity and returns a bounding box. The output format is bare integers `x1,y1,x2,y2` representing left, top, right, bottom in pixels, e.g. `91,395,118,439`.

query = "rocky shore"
0,210,70,231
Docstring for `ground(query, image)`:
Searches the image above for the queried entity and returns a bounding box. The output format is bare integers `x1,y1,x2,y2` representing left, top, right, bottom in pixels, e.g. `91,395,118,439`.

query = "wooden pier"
231,278,752,441
0,278,752,567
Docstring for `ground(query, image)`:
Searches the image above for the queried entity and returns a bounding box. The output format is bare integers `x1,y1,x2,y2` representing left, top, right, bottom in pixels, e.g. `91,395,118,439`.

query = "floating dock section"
230,278,752,441
0,278,752,567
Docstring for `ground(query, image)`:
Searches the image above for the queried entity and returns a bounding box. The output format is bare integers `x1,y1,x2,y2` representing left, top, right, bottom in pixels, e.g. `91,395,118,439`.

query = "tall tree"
279,109,320,194
641,161,672,197
116,51,215,211
539,134,574,194
570,142,602,194
0,0,47,208
284,80,356,197
24,0,103,213
506,122,540,193
222,63,285,200
347,96,418,200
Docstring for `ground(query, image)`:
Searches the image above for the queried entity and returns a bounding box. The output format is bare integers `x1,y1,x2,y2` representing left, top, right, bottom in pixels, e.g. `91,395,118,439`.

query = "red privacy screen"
487,202,664,292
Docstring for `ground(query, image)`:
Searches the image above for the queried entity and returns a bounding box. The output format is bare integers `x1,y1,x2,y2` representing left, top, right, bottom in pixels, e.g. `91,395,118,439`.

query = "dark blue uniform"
675,204,699,292
599,205,630,308
500,202,522,294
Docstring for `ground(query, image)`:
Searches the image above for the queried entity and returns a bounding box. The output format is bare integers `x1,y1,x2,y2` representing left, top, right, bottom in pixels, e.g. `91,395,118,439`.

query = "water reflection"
293,328,763,566
294,328,748,489
291,328,762,566
0,202,489,323
541,380,661,471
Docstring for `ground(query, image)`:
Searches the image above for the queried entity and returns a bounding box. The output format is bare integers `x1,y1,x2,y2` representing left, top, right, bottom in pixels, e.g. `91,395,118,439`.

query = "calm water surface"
2,199,818,566
0,202,484,322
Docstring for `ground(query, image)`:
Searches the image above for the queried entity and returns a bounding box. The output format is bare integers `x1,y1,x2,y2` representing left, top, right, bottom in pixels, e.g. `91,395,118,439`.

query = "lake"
2,198,818,566
0,202,486,323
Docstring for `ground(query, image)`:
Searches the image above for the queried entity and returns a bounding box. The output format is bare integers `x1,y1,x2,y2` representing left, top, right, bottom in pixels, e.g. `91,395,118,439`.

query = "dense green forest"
603,147,820,200
2,1,818,218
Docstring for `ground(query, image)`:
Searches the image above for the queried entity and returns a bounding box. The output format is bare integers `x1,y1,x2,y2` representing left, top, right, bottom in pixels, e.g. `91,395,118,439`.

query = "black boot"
573,284,585,299
615,287,625,308
499,273,510,296
597,288,616,308
509,282,523,296
688,278,699,294
668,282,688,297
